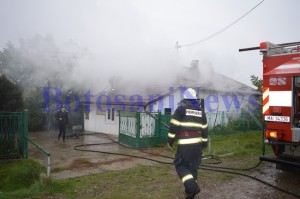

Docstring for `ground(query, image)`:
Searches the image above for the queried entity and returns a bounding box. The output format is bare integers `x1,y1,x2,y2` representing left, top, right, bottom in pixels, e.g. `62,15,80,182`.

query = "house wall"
84,89,260,134
84,104,119,135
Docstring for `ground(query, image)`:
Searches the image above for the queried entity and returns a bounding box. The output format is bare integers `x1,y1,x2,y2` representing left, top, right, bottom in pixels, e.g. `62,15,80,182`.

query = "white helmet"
183,88,197,99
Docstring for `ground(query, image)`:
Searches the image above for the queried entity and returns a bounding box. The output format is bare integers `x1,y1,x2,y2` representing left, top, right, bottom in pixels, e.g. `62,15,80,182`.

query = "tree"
0,35,88,130
250,74,263,127
250,75,263,93
0,75,24,111
0,35,73,89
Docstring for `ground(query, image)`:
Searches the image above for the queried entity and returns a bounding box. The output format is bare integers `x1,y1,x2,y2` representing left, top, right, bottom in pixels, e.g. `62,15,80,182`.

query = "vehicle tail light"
266,131,284,139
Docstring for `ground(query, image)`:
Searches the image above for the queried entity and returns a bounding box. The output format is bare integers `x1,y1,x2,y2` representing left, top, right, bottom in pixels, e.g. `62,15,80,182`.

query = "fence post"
158,112,161,137
221,111,225,135
22,109,29,158
47,155,51,177
136,112,140,148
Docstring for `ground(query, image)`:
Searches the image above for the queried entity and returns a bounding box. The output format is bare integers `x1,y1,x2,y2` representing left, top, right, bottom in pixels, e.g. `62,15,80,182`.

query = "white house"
84,61,260,135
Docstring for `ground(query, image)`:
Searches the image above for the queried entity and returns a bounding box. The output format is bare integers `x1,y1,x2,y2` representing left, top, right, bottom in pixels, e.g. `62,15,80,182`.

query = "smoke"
1,35,87,91
1,32,253,100
0,0,263,96
0,34,185,96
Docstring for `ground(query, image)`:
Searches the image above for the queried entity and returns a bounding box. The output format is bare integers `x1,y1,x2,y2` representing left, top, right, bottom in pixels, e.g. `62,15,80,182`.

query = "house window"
107,108,111,119
107,107,115,121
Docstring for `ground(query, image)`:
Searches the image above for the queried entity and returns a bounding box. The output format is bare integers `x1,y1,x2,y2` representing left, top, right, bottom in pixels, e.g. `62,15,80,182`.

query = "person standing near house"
55,104,69,142
167,88,208,199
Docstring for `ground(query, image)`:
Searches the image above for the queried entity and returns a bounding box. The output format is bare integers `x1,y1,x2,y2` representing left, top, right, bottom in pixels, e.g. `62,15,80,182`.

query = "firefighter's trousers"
174,143,203,194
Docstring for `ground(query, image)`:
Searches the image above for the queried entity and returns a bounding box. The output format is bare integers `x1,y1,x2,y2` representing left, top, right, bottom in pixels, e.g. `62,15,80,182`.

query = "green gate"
0,110,28,159
119,112,170,148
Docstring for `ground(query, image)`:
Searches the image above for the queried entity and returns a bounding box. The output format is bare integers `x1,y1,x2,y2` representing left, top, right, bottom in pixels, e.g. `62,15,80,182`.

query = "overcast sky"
0,0,299,89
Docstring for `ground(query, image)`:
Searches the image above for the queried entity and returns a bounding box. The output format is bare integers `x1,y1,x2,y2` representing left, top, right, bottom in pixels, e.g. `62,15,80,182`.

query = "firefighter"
55,104,69,142
168,88,208,199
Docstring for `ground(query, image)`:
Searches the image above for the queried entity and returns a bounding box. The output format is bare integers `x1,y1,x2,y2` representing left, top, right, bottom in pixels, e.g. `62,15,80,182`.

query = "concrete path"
28,130,173,179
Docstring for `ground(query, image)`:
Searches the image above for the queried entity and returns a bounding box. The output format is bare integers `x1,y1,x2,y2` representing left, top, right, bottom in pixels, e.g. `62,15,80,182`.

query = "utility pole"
175,41,181,52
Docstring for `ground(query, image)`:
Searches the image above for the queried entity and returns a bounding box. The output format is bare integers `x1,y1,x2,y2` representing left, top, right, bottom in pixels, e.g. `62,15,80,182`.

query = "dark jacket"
55,110,68,125
168,99,208,145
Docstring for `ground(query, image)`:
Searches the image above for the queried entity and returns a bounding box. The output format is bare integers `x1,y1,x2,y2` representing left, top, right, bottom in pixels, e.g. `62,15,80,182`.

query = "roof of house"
91,61,260,106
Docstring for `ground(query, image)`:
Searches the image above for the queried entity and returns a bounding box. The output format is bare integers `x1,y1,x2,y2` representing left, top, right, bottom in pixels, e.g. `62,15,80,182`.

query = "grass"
66,165,182,199
0,130,273,199
207,131,272,163
0,159,44,192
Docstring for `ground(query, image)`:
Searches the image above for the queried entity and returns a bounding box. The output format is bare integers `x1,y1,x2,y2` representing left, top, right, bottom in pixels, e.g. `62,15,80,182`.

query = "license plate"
264,115,290,123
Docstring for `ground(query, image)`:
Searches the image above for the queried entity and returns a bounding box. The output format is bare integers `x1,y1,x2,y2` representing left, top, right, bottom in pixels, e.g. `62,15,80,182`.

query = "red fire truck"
241,41,300,170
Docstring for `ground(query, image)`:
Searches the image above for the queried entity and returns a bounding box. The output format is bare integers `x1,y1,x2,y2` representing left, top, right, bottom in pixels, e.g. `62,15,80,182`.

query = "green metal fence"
42,110,84,132
119,110,262,148
119,111,170,148
0,110,28,159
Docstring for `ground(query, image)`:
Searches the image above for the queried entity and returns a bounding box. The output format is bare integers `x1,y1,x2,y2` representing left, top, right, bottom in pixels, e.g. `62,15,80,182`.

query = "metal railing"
27,138,51,177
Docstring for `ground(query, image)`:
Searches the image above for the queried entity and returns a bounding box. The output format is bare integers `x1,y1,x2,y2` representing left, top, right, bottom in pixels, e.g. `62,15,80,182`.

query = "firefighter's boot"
184,180,200,199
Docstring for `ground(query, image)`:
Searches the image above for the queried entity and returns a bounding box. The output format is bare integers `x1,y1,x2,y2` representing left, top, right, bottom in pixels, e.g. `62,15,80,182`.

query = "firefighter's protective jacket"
168,99,208,146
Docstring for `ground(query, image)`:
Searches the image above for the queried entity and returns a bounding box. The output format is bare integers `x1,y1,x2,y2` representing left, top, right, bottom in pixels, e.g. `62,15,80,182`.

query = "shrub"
0,159,44,192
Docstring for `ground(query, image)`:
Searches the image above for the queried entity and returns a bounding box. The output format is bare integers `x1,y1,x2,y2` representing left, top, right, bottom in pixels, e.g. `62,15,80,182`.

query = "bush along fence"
207,110,262,136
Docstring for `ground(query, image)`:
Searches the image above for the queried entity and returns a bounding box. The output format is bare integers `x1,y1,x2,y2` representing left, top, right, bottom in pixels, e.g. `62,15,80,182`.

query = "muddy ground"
28,130,300,199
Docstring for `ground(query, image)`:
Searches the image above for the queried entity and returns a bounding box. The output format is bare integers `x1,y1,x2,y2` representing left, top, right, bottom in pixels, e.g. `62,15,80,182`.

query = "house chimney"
190,60,199,69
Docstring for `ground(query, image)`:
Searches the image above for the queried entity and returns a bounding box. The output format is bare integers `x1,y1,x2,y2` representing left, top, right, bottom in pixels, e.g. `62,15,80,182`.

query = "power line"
176,0,265,49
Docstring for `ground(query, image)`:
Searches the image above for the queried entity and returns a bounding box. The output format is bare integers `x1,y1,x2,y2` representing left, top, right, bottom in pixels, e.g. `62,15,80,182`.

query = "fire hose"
74,132,300,198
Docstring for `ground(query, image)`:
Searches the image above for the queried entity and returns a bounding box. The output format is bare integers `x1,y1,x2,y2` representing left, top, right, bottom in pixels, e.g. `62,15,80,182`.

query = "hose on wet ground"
73,132,300,198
